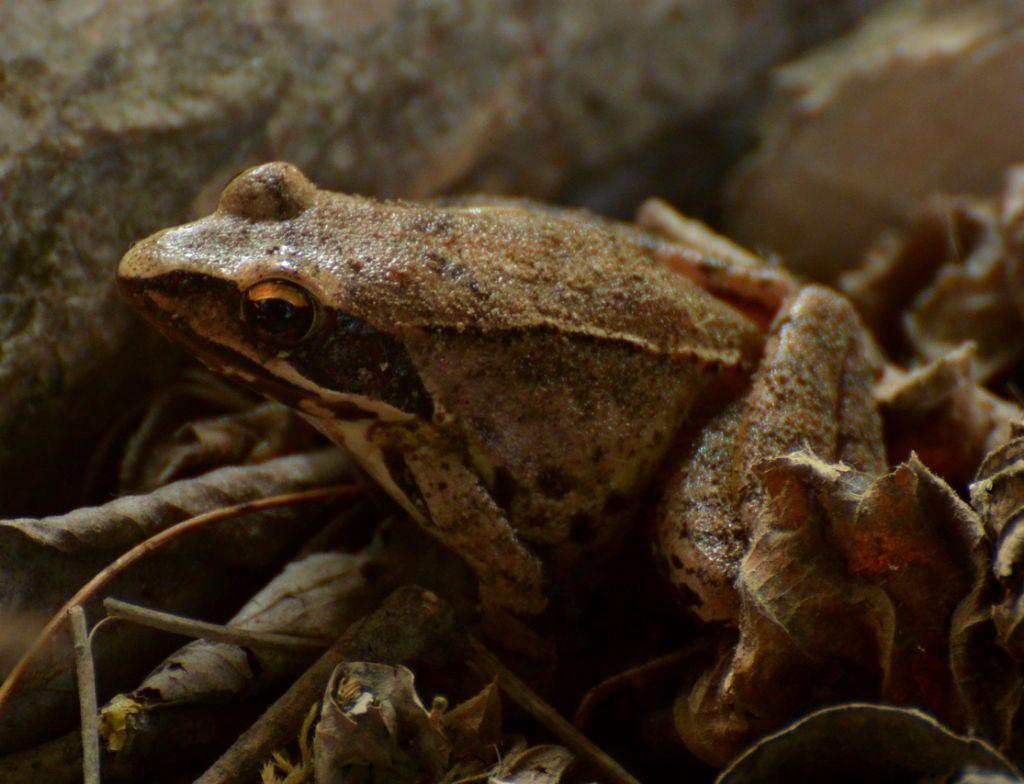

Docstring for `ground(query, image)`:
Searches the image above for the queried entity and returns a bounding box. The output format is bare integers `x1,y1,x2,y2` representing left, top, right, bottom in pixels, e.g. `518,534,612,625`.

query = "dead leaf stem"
70,607,100,784
0,483,364,715
195,586,457,784
101,598,334,651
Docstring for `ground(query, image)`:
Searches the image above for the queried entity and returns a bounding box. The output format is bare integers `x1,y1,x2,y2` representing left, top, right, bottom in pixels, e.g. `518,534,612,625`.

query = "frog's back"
211,163,765,371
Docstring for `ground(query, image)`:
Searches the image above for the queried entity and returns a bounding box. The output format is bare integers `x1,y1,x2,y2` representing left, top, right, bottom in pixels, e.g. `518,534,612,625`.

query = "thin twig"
102,598,334,651
0,483,364,713
467,637,644,784
70,607,101,784
194,640,339,784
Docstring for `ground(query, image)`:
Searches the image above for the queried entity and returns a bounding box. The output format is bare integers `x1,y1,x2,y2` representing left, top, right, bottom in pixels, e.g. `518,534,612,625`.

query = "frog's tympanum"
118,162,887,755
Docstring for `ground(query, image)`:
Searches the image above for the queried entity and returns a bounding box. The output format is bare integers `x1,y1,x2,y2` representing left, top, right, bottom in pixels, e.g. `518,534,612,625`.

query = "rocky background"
4,2,1024,782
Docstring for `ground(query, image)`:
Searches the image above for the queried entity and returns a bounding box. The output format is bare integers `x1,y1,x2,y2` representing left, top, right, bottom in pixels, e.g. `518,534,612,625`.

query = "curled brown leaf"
972,424,1024,660
0,449,354,754
875,346,1021,487
313,662,450,784
676,451,1006,766
842,196,1024,382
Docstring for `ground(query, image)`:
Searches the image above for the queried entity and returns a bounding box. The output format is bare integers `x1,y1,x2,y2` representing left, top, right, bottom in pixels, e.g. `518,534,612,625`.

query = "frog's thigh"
398,430,548,618
740,285,885,475
656,401,747,623
657,286,884,622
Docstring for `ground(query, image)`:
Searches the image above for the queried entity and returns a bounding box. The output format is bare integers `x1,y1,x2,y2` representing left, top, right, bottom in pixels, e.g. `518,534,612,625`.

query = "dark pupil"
242,281,316,343
253,297,302,334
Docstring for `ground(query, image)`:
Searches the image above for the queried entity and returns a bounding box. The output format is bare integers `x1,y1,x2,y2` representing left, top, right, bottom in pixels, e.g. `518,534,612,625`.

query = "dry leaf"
95,504,479,775
119,380,318,493
875,346,1021,486
841,196,1024,381
220,586,461,784
953,771,1024,784
0,449,351,754
313,662,450,784
488,742,579,784
675,452,1001,765
972,424,1024,659
717,703,1021,784
306,663,581,784
0,732,83,784
440,680,503,761
97,550,376,761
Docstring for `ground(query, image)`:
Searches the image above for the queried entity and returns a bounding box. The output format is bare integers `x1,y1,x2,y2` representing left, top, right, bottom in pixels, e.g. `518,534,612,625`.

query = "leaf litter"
9,160,1024,784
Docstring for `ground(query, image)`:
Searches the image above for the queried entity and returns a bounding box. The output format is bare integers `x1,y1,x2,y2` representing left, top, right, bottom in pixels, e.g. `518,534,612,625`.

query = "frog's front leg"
656,285,887,623
371,421,549,651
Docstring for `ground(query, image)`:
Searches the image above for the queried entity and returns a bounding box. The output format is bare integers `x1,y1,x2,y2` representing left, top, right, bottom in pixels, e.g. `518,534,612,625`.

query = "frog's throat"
195,324,415,425
299,413,428,524
140,297,429,522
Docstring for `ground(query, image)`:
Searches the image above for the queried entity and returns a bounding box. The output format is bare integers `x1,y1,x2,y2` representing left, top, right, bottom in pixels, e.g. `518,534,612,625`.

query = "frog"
117,162,886,650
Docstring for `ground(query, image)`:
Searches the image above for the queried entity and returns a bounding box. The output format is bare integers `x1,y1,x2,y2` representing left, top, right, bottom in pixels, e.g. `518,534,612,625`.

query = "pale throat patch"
301,409,426,525
171,306,427,522
266,353,425,522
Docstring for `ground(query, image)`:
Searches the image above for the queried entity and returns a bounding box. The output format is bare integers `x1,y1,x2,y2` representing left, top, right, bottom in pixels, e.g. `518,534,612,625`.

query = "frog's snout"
117,230,164,287
116,244,154,312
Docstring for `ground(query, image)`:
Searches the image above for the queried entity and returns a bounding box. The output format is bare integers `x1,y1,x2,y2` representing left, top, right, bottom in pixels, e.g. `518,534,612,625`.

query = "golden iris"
241,280,318,344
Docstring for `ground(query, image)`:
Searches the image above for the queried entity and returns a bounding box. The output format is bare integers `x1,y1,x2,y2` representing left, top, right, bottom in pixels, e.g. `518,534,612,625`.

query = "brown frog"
117,161,885,661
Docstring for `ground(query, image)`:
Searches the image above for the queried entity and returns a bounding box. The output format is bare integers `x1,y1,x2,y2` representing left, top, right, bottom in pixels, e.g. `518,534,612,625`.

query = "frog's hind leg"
656,285,887,763
739,285,887,477
655,399,749,623
655,285,886,623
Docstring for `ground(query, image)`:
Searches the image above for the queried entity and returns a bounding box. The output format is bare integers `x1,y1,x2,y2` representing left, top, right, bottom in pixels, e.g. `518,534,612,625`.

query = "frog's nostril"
219,161,317,222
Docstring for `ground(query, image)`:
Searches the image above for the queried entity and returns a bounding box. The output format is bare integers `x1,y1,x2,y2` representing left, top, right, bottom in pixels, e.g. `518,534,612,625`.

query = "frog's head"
117,162,433,425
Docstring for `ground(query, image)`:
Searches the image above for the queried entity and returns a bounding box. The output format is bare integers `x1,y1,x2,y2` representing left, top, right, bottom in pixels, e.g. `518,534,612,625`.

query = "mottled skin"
117,162,885,646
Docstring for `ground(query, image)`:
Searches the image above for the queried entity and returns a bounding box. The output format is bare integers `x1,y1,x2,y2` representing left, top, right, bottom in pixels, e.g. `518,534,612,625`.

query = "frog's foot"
383,422,549,615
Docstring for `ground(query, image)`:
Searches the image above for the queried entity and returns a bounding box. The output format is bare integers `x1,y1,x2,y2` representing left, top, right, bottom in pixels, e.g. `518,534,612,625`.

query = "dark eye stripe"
282,312,434,419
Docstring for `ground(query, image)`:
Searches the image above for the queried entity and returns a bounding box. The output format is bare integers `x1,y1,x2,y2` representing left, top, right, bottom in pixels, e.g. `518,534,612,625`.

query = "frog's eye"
241,279,319,344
